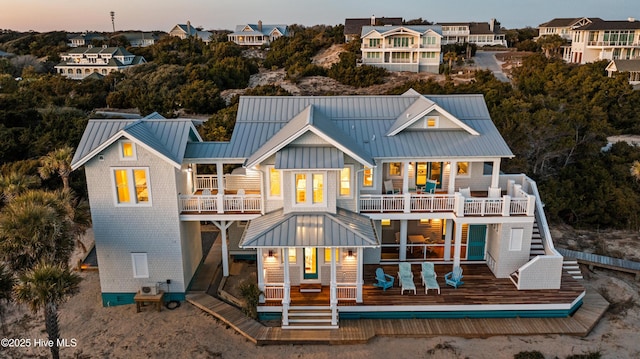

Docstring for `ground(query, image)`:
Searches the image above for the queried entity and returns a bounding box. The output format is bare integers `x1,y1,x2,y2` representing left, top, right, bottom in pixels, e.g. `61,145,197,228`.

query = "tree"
537,34,566,58
38,146,74,192
0,190,74,272
14,262,81,359
630,160,640,181
0,171,41,203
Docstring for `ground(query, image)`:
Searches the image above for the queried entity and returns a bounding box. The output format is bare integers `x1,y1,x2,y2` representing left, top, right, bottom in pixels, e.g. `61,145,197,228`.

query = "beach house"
72,91,584,328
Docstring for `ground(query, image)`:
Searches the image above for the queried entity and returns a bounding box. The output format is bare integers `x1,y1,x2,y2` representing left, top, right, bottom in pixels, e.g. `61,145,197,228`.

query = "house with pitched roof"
118,32,161,47
538,17,594,41
360,25,443,73
606,59,640,88
169,22,212,44
344,16,403,43
438,19,506,47
568,18,640,64
72,91,584,329
227,21,289,46
55,45,146,80
68,32,106,47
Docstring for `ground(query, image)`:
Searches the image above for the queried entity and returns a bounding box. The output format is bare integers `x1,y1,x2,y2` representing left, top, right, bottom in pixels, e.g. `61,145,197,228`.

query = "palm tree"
38,147,74,192
14,262,81,359
0,190,74,272
0,171,41,204
443,51,457,74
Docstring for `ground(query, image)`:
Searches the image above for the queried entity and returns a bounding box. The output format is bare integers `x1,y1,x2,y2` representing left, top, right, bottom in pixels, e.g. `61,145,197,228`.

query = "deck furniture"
421,262,440,294
398,263,417,295
488,187,501,198
373,267,394,291
445,266,464,288
408,235,427,254
459,187,471,198
425,179,437,194
384,180,400,194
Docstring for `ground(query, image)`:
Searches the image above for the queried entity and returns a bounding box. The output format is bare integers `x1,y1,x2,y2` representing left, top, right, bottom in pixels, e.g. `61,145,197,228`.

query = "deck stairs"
527,221,583,280
282,305,338,330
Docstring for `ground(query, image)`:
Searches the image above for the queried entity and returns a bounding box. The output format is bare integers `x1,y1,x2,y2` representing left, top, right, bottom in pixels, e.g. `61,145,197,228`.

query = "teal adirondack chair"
425,179,437,194
445,266,464,288
373,267,394,291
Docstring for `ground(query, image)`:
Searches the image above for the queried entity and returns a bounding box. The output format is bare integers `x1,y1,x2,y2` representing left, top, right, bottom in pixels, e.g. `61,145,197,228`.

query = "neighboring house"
567,18,640,64
72,90,583,328
55,45,146,80
227,21,288,46
438,19,506,47
360,25,443,73
68,32,106,47
606,59,640,87
169,22,212,43
344,16,403,43
538,17,594,41
119,32,161,47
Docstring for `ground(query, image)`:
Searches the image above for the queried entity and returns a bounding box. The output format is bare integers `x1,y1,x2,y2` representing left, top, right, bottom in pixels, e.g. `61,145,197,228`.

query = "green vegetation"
238,280,262,319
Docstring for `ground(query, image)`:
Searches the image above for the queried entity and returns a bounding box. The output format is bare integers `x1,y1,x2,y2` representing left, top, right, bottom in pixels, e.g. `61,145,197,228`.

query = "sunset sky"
2,0,638,32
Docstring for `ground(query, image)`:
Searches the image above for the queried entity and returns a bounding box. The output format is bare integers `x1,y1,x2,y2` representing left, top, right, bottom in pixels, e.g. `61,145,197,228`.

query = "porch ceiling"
239,208,379,248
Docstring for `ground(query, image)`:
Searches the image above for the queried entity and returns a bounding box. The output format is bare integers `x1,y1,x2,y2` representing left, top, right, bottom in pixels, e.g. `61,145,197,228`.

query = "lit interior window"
363,167,373,187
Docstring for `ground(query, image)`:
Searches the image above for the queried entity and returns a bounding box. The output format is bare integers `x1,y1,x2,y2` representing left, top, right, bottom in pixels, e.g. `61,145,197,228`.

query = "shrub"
238,280,262,320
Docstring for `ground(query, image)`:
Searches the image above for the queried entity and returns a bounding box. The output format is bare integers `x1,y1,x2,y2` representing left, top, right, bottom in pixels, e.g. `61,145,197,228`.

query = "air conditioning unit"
139,283,159,296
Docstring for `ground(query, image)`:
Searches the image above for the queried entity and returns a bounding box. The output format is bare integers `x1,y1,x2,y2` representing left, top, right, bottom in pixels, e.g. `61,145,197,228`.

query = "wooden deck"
186,289,608,345
264,264,585,308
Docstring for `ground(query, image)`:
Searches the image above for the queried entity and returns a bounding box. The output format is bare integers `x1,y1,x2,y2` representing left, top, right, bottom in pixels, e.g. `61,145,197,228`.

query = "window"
369,38,381,47
339,166,352,197
457,162,470,177
120,141,136,160
421,52,436,59
363,167,373,187
483,162,493,176
281,248,296,264
324,248,340,263
381,219,391,226
509,228,524,251
426,116,438,128
366,52,381,59
131,253,149,278
294,173,325,205
422,36,436,45
295,174,306,203
113,168,151,205
268,166,281,198
388,162,402,177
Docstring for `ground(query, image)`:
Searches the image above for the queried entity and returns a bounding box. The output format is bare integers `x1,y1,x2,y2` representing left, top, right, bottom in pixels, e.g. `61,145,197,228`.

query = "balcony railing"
178,194,262,214
359,192,535,216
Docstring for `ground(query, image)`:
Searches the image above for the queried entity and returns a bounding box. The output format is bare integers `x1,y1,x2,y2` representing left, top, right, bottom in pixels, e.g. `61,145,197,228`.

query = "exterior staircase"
282,305,338,330
529,222,545,259
529,221,583,280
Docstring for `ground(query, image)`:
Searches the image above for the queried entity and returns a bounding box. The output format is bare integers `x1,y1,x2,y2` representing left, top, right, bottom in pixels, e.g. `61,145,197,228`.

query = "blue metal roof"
275,147,344,169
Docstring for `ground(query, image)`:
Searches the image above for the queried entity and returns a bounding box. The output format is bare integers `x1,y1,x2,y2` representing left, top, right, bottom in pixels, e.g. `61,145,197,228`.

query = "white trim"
509,228,524,251
131,252,149,278
111,167,152,207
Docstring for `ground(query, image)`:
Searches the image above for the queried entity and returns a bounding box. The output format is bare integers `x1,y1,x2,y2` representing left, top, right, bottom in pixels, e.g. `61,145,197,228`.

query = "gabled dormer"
386,90,479,136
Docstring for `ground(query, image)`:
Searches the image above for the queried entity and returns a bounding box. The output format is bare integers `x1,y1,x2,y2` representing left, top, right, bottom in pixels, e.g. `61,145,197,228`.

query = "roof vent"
406,113,411,118
629,17,636,22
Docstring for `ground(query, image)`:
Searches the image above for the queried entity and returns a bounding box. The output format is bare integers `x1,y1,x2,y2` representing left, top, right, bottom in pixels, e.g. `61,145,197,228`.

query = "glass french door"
416,162,443,189
303,247,318,279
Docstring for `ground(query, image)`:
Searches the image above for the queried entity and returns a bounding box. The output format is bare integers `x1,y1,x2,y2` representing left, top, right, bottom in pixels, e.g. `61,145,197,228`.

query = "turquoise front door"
303,247,318,280
468,225,487,260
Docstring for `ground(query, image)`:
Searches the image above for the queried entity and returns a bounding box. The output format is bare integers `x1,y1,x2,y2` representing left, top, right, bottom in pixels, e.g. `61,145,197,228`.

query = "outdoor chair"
425,179,437,194
420,262,440,295
397,262,414,286
488,187,501,198
459,187,471,198
373,267,394,291
445,266,464,288
384,180,400,194
202,188,212,196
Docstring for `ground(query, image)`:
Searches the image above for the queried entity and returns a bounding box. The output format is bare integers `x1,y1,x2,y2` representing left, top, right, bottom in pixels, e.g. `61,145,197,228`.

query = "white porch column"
282,246,291,326
453,221,463,268
444,219,453,261
356,247,363,303
216,161,224,213
256,248,265,303
402,161,410,193
330,247,338,326
212,221,233,277
491,159,501,188
448,161,457,194
399,219,408,261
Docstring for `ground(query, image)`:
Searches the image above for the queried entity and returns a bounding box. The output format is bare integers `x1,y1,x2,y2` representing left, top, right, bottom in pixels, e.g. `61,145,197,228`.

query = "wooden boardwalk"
186,289,608,345
557,248,640,280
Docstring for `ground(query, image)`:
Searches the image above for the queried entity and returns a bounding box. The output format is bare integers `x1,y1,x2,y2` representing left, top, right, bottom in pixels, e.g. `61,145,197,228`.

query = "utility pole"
110,11,115,33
